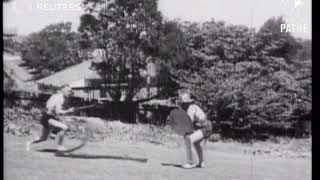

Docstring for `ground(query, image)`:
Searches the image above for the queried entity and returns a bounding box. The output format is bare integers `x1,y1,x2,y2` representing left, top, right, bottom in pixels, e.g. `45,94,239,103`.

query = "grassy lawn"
4,133,311,180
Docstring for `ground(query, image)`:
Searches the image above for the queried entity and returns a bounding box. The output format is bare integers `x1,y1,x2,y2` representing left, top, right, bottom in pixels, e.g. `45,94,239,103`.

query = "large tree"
152,20,191,98
79,0,164,102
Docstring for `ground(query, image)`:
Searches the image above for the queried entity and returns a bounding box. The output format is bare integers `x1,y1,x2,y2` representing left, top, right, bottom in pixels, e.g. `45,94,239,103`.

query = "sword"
73,103,98,111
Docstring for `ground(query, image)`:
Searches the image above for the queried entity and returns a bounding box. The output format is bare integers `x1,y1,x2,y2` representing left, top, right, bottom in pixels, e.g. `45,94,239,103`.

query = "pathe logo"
280,0,308,34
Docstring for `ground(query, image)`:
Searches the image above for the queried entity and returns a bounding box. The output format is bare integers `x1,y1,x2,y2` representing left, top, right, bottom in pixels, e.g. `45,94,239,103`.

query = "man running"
26,85,75,151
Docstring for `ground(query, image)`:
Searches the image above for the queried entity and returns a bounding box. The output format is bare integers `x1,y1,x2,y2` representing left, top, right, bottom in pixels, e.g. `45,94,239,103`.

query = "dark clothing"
40,112,59,129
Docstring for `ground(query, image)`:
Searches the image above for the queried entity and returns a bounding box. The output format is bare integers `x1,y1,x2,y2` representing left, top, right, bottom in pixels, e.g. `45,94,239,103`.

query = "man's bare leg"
194,141,204,166
184,135,193,165
48,119,68,151
26,127,50,151
183,130,205,169
57,130,66,150
189,130,205,167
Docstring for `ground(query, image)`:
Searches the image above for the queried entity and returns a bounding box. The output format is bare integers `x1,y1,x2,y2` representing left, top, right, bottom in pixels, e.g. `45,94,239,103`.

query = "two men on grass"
26,84,212,169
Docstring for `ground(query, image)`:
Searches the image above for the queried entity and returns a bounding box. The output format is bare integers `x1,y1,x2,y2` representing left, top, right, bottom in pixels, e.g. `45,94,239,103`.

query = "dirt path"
4,135,310,180
3,53,38,91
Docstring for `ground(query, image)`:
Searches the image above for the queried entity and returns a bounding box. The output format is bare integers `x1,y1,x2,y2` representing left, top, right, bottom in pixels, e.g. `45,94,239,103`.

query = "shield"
168,108,194,136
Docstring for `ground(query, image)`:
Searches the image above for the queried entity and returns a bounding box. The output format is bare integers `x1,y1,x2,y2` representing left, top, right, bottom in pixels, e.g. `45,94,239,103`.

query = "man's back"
46,93,64,115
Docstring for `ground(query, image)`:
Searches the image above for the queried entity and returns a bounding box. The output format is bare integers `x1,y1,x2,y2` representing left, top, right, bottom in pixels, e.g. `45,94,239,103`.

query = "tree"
152,20,192,98
257,17,301,61
79,0,164,102
3,71,16,92
170,18,311,138
20,22,83,79
295,39,311,61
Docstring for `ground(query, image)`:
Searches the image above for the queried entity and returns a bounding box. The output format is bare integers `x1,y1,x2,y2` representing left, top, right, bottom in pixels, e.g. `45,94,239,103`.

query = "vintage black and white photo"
3,0,311,179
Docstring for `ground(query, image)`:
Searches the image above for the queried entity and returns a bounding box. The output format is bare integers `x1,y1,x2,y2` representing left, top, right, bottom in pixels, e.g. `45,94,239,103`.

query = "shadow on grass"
36,148,59,153
161,163,202,169
55,153,148,163
36,149,147,163
161,163,183,168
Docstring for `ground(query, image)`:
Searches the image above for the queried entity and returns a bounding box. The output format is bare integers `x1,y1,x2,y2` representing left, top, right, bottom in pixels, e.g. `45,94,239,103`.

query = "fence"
138,104,175,125
3,90,173,124
3,90,97,114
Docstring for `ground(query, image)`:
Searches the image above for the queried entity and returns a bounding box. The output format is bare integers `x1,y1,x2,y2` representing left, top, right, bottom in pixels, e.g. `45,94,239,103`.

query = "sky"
3,0,311,39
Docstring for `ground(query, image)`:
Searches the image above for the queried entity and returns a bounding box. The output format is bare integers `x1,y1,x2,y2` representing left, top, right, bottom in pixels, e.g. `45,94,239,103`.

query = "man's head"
176,92,194,109
60,85,73,97
180,92,193,103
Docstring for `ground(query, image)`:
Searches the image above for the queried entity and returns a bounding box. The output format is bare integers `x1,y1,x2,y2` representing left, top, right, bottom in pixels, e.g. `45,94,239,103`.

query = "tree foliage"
79,0,164,101
3,71,16,92
78,10,311,135
257,17,301,61
20,22,83,79
295,39,311,61
169,17,311,136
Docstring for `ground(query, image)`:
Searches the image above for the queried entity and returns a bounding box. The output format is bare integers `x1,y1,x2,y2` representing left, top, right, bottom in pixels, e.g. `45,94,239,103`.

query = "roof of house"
3,27,17,36
37,60,100,87
36,53,157,88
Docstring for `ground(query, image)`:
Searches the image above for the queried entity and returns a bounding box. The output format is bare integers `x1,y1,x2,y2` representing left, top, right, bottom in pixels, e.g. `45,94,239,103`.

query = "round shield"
168,108,194,136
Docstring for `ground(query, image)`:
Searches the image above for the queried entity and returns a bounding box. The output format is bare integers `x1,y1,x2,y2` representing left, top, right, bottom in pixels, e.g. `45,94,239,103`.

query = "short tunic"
40,93,67,129
40,112,59,129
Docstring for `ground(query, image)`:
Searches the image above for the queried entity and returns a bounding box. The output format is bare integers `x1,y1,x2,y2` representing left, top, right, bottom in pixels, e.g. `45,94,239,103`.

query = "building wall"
72,89,102,100
70,79,86,88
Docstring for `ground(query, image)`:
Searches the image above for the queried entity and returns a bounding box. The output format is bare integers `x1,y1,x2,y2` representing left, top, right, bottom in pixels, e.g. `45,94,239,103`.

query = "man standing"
26,85,75,151
179,92,213,169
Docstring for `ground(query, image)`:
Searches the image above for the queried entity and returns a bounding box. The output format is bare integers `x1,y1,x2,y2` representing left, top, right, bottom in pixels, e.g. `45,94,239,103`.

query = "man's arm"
56,108,74,115
55,97,74,115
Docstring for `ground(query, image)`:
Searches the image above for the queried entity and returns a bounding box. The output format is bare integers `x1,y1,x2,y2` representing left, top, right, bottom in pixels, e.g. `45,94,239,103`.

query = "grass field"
4,133,311,180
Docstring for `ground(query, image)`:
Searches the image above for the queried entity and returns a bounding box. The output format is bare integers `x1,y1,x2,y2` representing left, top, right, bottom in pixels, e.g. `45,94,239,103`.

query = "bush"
169,18,311,139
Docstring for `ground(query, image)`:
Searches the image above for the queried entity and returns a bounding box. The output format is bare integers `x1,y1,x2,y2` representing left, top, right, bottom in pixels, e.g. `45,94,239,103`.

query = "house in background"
37,60,101,100
36,59,158,101
3,27,17,37
35,50,173,123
